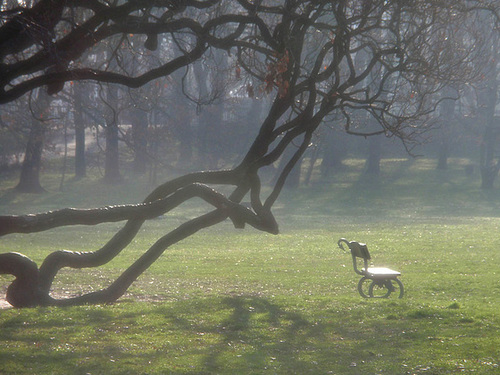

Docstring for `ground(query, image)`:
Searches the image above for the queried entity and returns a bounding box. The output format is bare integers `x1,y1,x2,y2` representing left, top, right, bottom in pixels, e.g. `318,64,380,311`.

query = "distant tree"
478,78,500,189
0,99,29,171
99,83,122,183
0,127,24,170
0,0,496,307
426,7,500,181
436,86,458,170
14,90,55,193
365,133,382,177
71,82,87,179
319,126,347,178
445,8,500,188
477,34,500,189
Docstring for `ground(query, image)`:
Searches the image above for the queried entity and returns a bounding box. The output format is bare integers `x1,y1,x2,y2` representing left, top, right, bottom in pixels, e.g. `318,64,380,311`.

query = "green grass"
1,158,500,374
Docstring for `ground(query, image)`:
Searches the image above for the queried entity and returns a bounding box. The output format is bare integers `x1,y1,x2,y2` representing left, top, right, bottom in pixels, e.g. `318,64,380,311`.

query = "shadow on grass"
194,296,311,374
0,295,416,374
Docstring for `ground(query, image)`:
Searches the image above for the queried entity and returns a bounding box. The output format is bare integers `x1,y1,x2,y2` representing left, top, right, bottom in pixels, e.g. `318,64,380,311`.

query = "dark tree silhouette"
0,0,496,307
14,90,54,193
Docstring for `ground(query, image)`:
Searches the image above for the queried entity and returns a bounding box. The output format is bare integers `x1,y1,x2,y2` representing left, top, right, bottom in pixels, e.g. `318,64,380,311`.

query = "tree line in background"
0,65,492,192
0,0,498,307
0,28,271,191
1,1,499,192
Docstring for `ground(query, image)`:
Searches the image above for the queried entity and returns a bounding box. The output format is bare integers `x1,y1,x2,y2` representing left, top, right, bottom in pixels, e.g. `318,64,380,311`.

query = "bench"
338,238,404,298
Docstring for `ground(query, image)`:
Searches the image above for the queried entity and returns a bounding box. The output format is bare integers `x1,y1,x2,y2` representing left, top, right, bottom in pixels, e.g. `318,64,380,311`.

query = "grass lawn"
1,158,500,374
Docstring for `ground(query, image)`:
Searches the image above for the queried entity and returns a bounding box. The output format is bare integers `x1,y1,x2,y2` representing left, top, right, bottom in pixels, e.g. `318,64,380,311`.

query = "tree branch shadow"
0,295,413,374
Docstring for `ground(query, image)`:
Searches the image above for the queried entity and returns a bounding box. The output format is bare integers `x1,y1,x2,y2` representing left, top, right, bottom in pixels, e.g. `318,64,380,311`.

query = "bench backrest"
338,238,371,276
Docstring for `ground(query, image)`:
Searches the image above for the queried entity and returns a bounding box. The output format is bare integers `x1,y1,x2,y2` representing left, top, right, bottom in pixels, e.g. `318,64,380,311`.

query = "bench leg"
393,278,404,298
357,276,371,298
369,279,404,298
358,277,404,298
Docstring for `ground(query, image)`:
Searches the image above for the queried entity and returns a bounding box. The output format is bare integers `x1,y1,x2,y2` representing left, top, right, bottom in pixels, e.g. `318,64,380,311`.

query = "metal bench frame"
338,238,404,298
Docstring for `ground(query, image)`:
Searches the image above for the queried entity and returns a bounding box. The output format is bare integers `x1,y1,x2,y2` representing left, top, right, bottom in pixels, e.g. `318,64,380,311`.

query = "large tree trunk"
15,115,46,193
0,252,42,308
15,89,54,193
0,172,282,307
102,85,122,184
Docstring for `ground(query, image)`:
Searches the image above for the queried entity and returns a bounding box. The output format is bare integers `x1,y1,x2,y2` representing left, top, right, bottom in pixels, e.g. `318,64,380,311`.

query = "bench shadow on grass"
0,296,412,374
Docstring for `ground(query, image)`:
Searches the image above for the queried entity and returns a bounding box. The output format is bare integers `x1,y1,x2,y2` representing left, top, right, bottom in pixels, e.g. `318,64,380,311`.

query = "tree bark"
0,252,44,308
1,175,280,307
15,116,46,193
